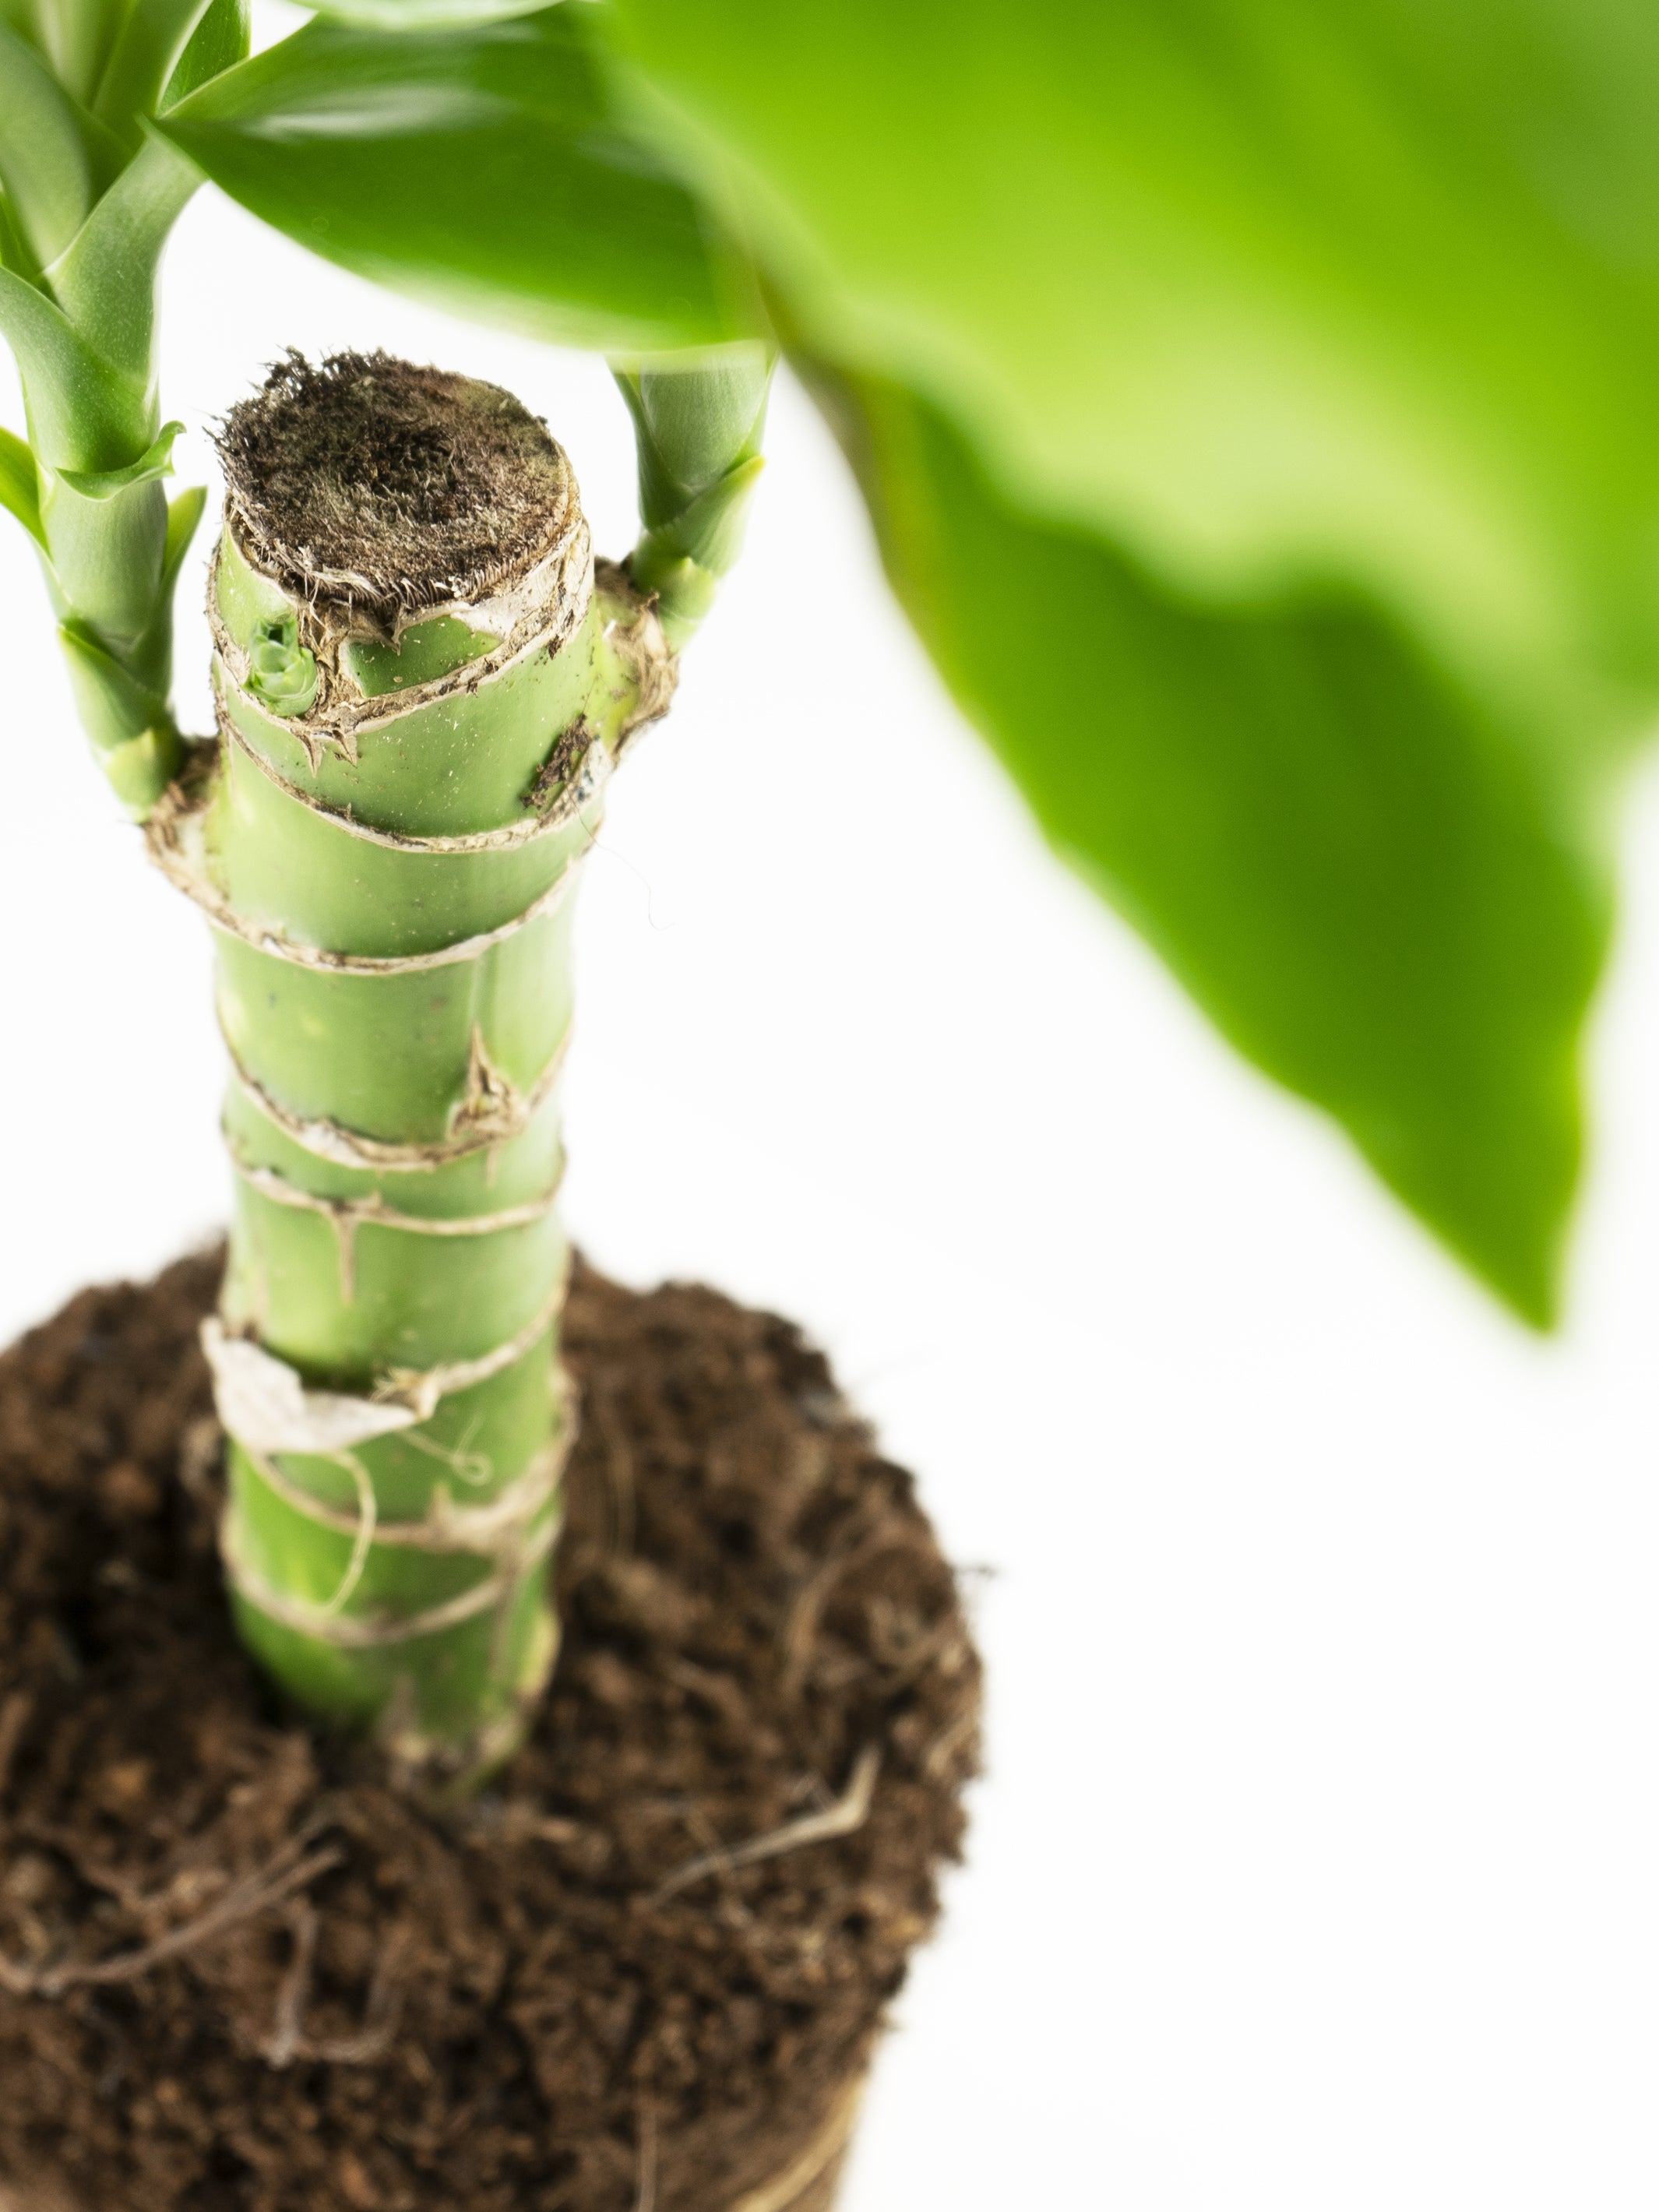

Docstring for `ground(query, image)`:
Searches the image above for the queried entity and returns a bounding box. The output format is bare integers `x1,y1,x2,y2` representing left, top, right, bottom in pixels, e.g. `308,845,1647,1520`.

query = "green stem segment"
151,355,674,1786
0,120,208,814
0,5,255,815
614,343,772,648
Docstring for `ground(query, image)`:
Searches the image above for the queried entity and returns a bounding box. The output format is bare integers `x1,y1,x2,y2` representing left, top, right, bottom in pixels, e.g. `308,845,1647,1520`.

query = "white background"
7,76,1659,2212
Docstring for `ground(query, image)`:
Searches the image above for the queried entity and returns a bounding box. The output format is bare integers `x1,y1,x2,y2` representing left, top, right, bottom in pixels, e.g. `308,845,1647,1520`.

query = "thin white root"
0,1823,342,1998
633,2100,658,2212
652,1745,881,1904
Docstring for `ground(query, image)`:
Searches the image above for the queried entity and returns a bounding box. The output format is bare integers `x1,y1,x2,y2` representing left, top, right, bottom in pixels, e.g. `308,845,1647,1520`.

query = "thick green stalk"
0,12,238,815
150,355,675,1786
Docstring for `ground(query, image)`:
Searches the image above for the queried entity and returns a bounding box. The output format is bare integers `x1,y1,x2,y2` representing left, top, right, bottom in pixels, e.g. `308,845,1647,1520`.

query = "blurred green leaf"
0,22,94,264
162,7,758,352
594,0,1659,1306
31,0,128,106
811,363,1610,1321
607,0,1659,761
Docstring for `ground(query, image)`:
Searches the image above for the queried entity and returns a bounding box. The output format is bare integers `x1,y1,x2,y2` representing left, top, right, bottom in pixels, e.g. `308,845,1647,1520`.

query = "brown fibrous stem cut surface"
0,1251,981,2212
217,350,579,618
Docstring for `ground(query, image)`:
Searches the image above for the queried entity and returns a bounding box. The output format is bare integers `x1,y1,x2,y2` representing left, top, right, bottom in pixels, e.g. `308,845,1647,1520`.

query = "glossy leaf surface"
812,365,1609,1320
162,7,756,351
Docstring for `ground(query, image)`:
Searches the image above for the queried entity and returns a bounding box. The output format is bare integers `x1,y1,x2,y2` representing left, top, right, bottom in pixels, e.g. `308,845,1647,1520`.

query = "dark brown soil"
217,352,577,615
0,1252,979,2212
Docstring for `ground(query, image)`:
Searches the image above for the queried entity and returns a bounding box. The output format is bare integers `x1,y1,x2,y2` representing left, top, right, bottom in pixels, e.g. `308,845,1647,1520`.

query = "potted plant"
2,2,1656,2207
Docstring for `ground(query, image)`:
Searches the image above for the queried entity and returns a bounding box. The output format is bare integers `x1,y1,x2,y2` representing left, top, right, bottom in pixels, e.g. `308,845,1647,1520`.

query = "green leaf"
160,479,206,592
59,417,182,500
102,724,185,817
0,22,94,264
94,0,215,143
0,190,39,282
31,0,128,106
309,0,557,25
161,8,759,352
58,616,169,749
617,342,772,517
595,0,1659,1306
0,263,148,468
606,0,1659,764
245,615,319,717
812,364,1609,1323
632,453,763,586
0,421,42,543
162,0,251,109
118,479,207,704
48,129,203,392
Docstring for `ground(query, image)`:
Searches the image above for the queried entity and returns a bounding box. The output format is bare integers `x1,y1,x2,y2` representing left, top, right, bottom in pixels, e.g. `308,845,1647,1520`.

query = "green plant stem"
0,0,230,815
153,393,673,1788
614,343,773,646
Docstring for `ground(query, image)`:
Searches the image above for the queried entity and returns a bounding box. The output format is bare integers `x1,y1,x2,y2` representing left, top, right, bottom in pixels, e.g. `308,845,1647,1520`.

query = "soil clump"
0,1250,979,2212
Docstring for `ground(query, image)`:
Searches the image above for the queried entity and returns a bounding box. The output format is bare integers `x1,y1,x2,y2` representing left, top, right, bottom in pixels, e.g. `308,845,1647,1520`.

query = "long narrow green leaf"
161,0,250,108
810,361,1608,1322
32,0,127,104
48,129,202,391
0,264,148,467
123,481,209,701
161,9,759,352
160,481,206,593
95,0,215,141
0,23,94,265
0,422,43,544
0,190,38,283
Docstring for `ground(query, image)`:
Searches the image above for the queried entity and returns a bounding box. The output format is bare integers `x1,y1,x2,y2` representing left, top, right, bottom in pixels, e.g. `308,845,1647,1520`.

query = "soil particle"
0,1252,979,2212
